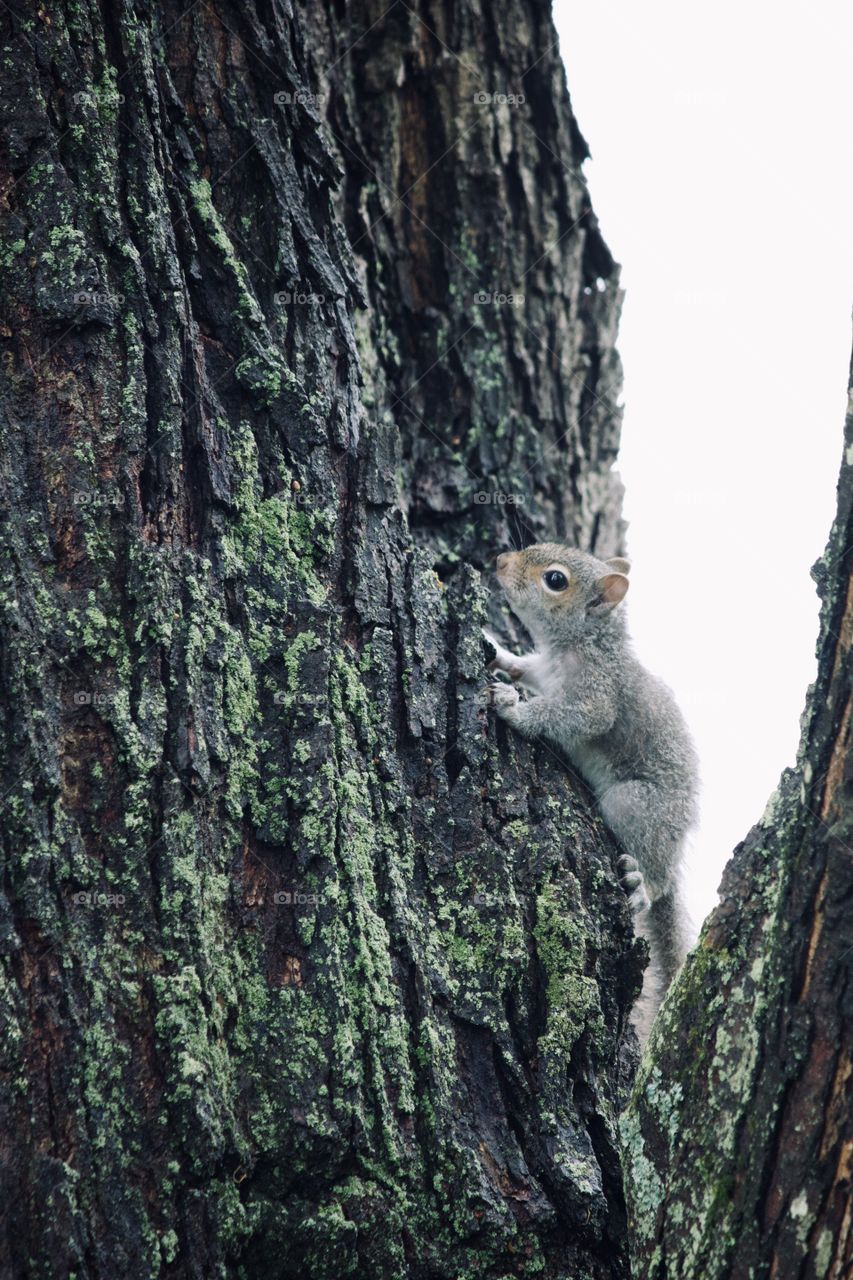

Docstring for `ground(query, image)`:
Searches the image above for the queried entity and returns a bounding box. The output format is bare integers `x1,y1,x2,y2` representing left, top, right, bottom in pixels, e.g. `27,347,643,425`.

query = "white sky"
552,1,853,929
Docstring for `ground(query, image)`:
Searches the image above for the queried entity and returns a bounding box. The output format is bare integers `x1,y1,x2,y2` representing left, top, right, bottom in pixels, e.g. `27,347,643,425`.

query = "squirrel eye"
543,570,568,591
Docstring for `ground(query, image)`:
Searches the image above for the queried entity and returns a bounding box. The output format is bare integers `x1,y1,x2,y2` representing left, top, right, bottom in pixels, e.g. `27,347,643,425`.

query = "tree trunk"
0,2,640,1277
623,350,853,1278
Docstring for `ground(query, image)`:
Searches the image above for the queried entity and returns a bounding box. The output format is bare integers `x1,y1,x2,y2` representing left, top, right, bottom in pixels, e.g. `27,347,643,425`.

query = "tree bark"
0,2,640,1277
623,350,853,1278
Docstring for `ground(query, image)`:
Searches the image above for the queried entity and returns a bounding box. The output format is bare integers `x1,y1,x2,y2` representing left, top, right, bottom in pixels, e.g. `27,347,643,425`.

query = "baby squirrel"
482,543,698,1039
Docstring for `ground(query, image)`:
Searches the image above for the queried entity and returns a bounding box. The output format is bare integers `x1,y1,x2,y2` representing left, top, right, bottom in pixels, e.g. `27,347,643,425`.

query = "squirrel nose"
496,552,512,570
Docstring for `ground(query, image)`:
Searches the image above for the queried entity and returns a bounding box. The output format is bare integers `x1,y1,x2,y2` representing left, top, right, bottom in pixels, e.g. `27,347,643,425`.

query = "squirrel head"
495,544,630,647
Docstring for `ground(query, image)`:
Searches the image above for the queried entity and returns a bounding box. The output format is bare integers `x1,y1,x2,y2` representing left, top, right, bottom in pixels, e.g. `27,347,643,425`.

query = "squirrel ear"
591,573,629,611
605,557,631,575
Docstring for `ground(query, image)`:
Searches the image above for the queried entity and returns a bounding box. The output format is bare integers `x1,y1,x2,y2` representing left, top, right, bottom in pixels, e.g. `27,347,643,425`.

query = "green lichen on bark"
0,2,640,1277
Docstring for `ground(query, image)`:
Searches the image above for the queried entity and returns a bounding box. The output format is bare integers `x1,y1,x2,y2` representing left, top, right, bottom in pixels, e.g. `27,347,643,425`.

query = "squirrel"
482,543,698,1041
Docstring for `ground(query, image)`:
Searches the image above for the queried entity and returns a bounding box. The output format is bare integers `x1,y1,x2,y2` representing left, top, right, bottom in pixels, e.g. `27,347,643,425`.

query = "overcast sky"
552,1,853,928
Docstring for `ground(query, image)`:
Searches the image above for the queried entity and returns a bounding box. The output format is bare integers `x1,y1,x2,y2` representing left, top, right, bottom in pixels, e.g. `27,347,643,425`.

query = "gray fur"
483,544,698,1041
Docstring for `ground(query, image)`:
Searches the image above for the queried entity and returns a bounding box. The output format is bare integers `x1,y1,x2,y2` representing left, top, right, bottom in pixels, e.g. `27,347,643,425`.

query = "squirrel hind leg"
599,780,682,899
631,884,690,1045
645,885,689,988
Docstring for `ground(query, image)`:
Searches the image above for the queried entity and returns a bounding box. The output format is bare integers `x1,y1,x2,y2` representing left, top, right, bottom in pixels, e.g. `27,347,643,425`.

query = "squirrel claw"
481,680,520,711
487,663,513,682
482,629,524,681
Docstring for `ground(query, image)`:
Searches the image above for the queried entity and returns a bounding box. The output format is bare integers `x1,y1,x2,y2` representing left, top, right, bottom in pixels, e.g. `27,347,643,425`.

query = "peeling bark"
624,350,853,1279
0,2,639,1278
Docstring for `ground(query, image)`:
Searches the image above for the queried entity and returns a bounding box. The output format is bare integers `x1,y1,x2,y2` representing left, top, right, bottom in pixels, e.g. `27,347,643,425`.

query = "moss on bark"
0,2,639,1276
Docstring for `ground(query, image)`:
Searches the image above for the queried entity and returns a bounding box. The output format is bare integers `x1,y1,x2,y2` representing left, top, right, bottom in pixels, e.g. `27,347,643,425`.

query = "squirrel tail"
633,880,691,1045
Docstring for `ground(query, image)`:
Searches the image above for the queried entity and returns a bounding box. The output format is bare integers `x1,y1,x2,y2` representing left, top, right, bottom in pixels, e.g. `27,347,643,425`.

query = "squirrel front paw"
482,628,524,681
617,855,651,915
482,680,520,714
482,628,501,654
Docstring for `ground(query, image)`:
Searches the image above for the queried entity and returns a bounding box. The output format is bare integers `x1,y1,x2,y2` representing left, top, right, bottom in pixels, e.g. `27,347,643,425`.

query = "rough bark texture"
623,350,853,1278
0,2,640,1277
